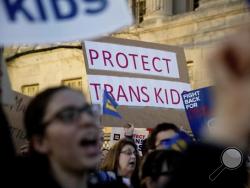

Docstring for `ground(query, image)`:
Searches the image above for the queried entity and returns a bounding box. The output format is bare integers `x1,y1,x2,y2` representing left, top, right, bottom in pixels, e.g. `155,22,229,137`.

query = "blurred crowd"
1,20,250,188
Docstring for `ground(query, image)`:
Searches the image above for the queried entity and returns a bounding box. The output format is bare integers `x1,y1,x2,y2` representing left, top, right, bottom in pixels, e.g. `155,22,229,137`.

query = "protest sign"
3,91,31,152
109,127,149,156
82,37,191,128
0,0,133,45
182,87,213,139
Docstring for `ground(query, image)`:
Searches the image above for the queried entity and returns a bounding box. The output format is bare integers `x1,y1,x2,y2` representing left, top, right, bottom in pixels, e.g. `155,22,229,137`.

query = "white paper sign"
85,41,179,78
88,75,191,109
0,0,133,45
109,127,149,156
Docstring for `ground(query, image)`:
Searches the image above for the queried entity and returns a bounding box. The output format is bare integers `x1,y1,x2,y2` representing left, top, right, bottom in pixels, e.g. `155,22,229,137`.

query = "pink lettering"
116,52,129,68
89,83,101,100
170,89,180,104
162,58,171,73
164,89,169,104
141,86,150,102
102,51,114,67
88,49,99,65
117,85,128,102
154,88,164,104
104,84,115,99
152,57,162,72
128,53,138,70
141,55,150,71
128,86,141,102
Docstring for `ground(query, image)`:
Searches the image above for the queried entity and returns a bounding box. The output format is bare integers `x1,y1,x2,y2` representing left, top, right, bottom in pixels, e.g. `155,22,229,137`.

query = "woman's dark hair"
140,150,183,188
101,138,140,187
24,86,69,140
147,123,180,150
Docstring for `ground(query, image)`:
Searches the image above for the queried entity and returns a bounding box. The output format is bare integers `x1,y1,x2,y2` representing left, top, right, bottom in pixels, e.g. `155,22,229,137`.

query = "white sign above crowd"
82,37,191,128
0,0,133,45
109,127,149,156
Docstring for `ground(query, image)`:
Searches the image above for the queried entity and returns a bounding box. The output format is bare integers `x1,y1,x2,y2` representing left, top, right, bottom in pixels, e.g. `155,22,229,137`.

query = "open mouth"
79,138,98,147
78,137,100,157
129,161,136,166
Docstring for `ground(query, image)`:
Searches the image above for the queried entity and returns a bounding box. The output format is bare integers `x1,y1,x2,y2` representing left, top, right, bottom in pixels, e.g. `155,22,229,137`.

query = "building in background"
118,0,249,88
3,0,250,95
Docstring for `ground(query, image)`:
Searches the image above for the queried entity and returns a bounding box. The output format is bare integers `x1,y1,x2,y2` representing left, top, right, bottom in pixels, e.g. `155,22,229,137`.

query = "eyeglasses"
43,104,95,126
120,150,137,156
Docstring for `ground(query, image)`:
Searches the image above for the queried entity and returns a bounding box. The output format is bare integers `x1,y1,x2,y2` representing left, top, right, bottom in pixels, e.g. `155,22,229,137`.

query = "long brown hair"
101,138,140,187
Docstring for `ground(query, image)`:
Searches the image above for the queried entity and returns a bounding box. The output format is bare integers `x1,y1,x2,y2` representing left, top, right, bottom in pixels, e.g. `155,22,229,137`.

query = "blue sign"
181,87,213,139
2,0,108,22
0,0,133,45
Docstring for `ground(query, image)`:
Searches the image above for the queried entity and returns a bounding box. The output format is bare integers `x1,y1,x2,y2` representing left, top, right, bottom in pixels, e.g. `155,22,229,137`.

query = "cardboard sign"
3,91,31,152
82,37,191,128
0,0,133,45
109,127,149,156
182,87,213,139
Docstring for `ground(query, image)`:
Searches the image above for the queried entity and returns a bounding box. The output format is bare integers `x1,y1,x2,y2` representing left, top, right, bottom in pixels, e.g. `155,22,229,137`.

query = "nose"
130,152,136,159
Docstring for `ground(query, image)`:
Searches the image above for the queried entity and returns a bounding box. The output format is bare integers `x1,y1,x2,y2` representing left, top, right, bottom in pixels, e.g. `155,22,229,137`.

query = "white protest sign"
109,127,149,156
88,75,190,109
109,127,124,146
85,41,179,79
82,37,191,128
0,0,133,45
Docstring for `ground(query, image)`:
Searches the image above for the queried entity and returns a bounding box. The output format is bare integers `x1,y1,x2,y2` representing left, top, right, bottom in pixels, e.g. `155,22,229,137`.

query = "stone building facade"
4,0,250,94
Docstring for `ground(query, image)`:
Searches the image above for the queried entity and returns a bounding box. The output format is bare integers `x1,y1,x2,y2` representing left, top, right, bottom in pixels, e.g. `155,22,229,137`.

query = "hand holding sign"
124,123,134,137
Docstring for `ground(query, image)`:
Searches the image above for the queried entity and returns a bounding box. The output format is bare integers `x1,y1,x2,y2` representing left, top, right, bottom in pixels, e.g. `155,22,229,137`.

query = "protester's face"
155,130,177,150
39,89,100,172
118,144,136,177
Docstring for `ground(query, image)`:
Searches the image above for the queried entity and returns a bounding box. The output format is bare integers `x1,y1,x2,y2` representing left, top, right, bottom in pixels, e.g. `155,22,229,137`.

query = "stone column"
144,0,172,20
128,0,136,18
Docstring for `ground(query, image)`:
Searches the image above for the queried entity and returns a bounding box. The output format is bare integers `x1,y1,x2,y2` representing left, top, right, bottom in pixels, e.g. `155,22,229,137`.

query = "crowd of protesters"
1,18,250,188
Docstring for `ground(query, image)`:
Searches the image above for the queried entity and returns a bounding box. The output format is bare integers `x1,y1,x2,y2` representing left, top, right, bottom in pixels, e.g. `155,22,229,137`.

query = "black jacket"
167,142,248,188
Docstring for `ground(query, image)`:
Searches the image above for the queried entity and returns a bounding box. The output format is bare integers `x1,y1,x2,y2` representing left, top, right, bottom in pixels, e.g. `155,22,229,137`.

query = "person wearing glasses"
101,138,140,188
1,86,126,188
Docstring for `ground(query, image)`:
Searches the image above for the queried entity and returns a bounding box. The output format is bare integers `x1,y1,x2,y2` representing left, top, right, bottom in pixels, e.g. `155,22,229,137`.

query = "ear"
31,135,50,154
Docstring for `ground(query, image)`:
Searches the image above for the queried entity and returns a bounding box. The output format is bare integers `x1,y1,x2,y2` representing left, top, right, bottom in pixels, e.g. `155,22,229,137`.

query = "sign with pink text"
82,37,191,128
109,127,149,156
